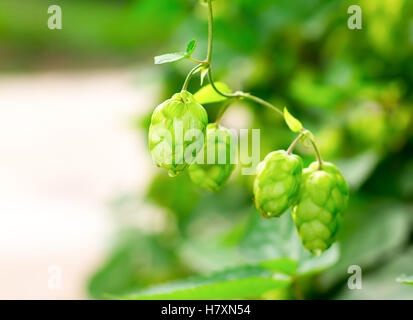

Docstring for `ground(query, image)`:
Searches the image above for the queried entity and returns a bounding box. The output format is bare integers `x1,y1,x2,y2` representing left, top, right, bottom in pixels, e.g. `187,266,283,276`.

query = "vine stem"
189,57,206,64
206,0,214,63
308,135,324,169
181,64,203,91
201,0,323,168
287,132,304,154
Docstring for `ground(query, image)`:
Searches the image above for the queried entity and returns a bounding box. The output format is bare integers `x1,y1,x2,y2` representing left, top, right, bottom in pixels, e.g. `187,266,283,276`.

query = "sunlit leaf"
154,52,187,64
194,82,232,104
284,107,303,133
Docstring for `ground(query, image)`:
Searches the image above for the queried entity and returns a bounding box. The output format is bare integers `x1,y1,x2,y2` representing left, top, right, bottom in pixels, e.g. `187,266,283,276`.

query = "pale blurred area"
0,70,156,299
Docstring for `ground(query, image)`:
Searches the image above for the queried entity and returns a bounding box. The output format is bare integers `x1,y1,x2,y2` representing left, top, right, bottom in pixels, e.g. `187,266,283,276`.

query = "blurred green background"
1,0,412,299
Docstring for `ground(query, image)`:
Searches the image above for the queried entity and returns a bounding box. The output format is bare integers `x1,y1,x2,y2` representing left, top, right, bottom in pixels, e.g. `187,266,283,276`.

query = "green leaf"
186,39,197,56
334,150,380,191
335,248,413,299
397,275,413,286
238,209,339,277
121,265,291,300
319,202,411,287
87,230,186,299
259,258,298,275
154,52,187,64
193,82,232,104
283,107,303,133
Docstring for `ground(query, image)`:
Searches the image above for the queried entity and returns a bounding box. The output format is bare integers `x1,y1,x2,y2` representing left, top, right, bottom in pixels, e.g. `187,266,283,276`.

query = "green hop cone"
253,150,303,218
148,91,208,177
292,162,349,255
188,123,236,192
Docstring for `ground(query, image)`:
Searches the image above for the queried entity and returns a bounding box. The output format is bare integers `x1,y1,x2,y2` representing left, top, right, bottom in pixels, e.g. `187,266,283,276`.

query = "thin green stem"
287,132,304,154
189,56,206,64
241,93,284,117
308,135,323,169
181,64,203,92
206,0,214,63
203,0,324,170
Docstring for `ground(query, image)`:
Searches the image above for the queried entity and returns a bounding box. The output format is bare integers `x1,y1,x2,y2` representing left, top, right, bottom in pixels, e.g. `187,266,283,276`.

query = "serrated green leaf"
284,107,303,133
121,265,291,300
186,39,197,55
397,275,413,286
154,52,187,65
194,82,232,104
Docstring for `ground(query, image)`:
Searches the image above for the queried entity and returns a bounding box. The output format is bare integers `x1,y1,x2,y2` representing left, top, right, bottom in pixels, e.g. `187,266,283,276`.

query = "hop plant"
188,123,236,192
149,0,351,256
292,162,349,255
253,150,303,218
148,91,208,177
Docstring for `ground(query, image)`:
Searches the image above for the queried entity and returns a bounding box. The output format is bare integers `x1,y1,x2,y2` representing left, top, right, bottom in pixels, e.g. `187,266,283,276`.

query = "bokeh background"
0,0,412,299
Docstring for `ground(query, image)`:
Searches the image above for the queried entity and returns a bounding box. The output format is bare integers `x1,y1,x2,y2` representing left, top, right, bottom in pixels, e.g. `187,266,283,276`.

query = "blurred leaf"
320,203,411,287
284,107,303,133
186,39,197,55
121,264,291,300
259,258,298,275
335,151,380,191
88,231,186,299
397,275,413,286
154,52,187,64
146,172,199,223
238,209,339,277
335,248,413,299
194,82,232,104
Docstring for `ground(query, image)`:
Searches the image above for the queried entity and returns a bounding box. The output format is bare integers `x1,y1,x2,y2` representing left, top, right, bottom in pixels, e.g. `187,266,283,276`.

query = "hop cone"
292,162,349,255
148,91,208,176
188,124,236,192
253,150,303,218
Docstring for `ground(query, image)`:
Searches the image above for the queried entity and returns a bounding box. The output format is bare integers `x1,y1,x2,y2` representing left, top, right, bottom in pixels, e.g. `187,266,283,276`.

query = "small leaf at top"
154,52,187,65
186,39,197,56
194,82,232,104
284,107,303,133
